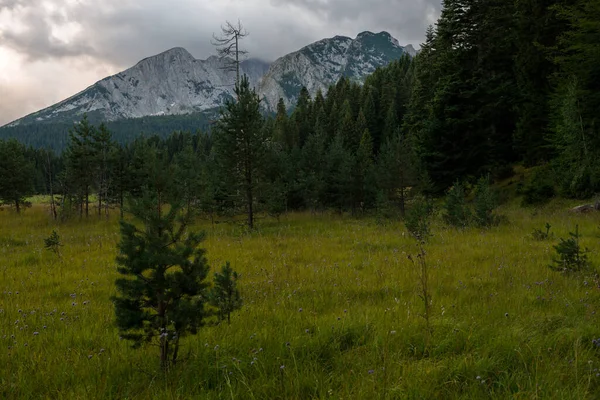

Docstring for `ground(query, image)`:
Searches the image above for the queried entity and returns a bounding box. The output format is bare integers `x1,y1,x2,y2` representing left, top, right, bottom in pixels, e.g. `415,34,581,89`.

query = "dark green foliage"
209,262,242,324
473,175,501,228
531,223,554,241
0,139,34,212
521,168,556,205
213,74,266,229
549,225,590,273
404,195,434,242
443,181,471,228
44,230,62,256
0,111,215,152
112,191,212,369
376,130,421,216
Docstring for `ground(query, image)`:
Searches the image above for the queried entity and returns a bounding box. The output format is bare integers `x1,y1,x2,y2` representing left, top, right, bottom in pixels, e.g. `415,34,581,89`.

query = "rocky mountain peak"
4,32,413,127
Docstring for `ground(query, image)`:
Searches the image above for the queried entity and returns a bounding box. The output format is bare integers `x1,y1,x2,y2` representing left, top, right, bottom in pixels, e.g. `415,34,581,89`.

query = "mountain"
6,48,270,127
259,31,414,111
4,31,414,128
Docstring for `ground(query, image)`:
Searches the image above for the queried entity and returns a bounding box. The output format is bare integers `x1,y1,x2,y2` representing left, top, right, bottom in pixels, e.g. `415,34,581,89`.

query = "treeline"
409,0,600,199
0,110,217,152
1,0,598,219
0,58,422,222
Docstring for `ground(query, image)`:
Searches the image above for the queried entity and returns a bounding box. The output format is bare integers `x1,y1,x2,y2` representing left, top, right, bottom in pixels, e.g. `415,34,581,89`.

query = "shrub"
549,225,590,273
473,175,500,227
44,230,62,257
531,223,554,241
522,169,555,206
404,195,434,242
443,180,471,228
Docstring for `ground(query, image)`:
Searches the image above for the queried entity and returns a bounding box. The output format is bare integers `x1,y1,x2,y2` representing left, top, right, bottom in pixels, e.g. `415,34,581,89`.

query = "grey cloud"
1,3,96,60
271,0,441,45
3,0,440,66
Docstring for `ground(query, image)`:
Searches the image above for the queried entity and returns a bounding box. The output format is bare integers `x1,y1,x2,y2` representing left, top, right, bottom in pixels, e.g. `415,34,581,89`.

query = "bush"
404,195,434,241
473,175,500,227
443,181,471,228
549,225,590,273
521,169,555,206
531,223,554,241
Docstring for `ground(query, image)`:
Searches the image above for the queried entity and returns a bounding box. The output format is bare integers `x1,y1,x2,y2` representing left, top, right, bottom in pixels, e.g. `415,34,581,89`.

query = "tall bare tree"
211,20,249,88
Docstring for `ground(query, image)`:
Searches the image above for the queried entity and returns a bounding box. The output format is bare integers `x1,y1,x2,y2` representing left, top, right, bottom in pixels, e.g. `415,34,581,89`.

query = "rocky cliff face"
258,31,412,111
6,31,414,127
7,48,269,126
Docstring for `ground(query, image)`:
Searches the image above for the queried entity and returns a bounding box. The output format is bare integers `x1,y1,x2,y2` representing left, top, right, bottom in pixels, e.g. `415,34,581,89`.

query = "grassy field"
2,199,600,399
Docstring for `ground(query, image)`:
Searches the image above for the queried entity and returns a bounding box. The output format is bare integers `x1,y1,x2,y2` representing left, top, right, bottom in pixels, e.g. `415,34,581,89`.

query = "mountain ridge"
4,31,415,128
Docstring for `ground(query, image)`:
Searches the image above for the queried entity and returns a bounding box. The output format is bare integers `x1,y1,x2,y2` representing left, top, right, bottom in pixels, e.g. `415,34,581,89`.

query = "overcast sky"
0,0,441,126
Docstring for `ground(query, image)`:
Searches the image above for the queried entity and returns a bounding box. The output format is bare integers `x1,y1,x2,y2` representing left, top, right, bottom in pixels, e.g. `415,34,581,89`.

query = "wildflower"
368,369,374,374
298,308,303,312
88,355,93,359
33,332,39,336
390,330,396,335
280,365,285,370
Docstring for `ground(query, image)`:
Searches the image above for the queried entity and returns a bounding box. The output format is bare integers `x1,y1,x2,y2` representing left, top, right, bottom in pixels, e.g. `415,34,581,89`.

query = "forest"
1,0,598,219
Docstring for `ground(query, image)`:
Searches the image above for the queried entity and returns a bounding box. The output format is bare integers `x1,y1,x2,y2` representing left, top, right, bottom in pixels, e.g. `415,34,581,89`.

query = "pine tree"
112,191,213,370
64,115,97,217
92,123,115,218
352,129,376,213
376,129,421,215
273,98,289,147
209,262,242,324
338,99,358,152
174,138,202,213
214,74,266,230
0,139,34,213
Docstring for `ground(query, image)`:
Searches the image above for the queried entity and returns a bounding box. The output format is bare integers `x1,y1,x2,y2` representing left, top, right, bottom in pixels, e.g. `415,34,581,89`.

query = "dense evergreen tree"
213,74,266,229
0,139,34,212
113,191,212,369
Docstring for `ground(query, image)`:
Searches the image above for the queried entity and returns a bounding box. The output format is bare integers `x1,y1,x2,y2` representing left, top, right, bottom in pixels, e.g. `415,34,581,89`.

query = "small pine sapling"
209,262,242,324
404,195,434,242
443,180,471,228
44,230,62,257
531,222,554,241
112,192,212,370
549,225,590,273
473,175,500,227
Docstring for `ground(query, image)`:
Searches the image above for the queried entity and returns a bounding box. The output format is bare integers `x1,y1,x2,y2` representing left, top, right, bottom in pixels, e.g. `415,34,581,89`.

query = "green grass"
2,200,600,399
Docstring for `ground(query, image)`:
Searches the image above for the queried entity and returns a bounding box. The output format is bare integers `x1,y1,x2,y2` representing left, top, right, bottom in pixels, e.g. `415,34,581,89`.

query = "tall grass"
1,200,600,399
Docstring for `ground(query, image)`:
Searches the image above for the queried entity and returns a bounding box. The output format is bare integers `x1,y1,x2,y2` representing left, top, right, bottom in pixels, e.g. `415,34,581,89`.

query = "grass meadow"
2,198,600,399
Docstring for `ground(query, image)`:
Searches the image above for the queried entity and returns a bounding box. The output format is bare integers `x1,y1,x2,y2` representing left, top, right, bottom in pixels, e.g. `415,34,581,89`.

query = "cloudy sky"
0,0,441,126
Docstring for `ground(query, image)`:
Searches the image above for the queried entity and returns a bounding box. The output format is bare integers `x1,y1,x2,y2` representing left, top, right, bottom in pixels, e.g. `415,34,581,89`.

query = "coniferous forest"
1,0,598,216
3,1,600,398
